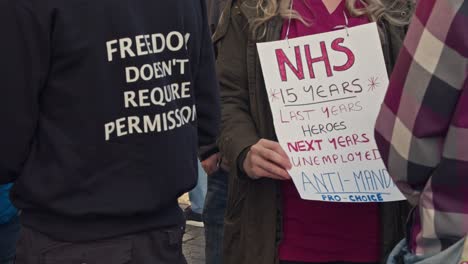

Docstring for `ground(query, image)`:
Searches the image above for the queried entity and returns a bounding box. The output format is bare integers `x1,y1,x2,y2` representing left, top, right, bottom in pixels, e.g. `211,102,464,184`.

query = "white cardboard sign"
257,23,405,202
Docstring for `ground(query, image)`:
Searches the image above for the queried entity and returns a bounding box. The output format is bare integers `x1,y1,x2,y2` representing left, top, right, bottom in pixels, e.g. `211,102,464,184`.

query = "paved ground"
183,225,206,264
180,195,205,264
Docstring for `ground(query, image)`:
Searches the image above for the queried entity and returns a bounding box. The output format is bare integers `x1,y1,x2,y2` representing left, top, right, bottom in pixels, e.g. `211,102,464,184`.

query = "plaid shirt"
375,0,467,256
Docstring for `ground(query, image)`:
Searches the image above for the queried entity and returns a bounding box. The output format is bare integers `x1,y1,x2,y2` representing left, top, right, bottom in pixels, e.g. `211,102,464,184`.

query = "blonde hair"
250,0,413,37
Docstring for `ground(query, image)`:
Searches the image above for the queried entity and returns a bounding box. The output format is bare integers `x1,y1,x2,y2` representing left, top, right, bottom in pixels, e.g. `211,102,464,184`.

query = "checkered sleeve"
375,0,467,204
376,0,468,255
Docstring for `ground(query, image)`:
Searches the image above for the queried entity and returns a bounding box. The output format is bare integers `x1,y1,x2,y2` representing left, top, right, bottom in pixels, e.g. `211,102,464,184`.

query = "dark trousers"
280,261,378,264
0,214,20,264
203,168,228,264
15,225,186,264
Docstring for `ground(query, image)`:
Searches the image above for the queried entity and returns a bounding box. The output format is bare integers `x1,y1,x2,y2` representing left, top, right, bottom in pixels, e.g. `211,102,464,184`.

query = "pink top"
278,1,380,263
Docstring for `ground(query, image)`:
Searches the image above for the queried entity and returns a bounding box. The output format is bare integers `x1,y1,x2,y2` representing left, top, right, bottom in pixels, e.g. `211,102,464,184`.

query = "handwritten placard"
257,23,405,202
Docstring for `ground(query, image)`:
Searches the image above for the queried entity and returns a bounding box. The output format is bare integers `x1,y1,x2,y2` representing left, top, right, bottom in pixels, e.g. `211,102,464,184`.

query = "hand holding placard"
243,139,292,180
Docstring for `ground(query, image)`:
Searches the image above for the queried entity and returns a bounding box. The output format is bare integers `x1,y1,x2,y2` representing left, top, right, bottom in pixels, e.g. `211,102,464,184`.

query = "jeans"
203,168,228,264
188,160,208,214
387,238,466,264
0,214,20,264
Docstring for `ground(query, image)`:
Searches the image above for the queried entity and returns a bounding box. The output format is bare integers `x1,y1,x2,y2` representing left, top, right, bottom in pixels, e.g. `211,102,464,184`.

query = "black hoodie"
0,0,219,241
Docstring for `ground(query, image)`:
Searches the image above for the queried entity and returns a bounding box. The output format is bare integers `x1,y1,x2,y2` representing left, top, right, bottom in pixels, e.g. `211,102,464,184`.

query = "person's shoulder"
213,0,250,42
224,0,261,21
235,0,259,19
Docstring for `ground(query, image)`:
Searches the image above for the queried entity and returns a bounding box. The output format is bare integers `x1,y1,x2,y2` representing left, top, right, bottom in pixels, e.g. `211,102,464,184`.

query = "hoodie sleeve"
0,0,50,184
195,0,221,161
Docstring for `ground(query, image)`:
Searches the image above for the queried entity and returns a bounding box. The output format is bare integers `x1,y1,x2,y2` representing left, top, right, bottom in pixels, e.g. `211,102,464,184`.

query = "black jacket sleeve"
0,0,49,184
195,0,221,161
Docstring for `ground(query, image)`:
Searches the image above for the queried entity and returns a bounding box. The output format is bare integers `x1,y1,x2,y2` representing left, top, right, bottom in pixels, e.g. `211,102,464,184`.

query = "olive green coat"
215,1,412,263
